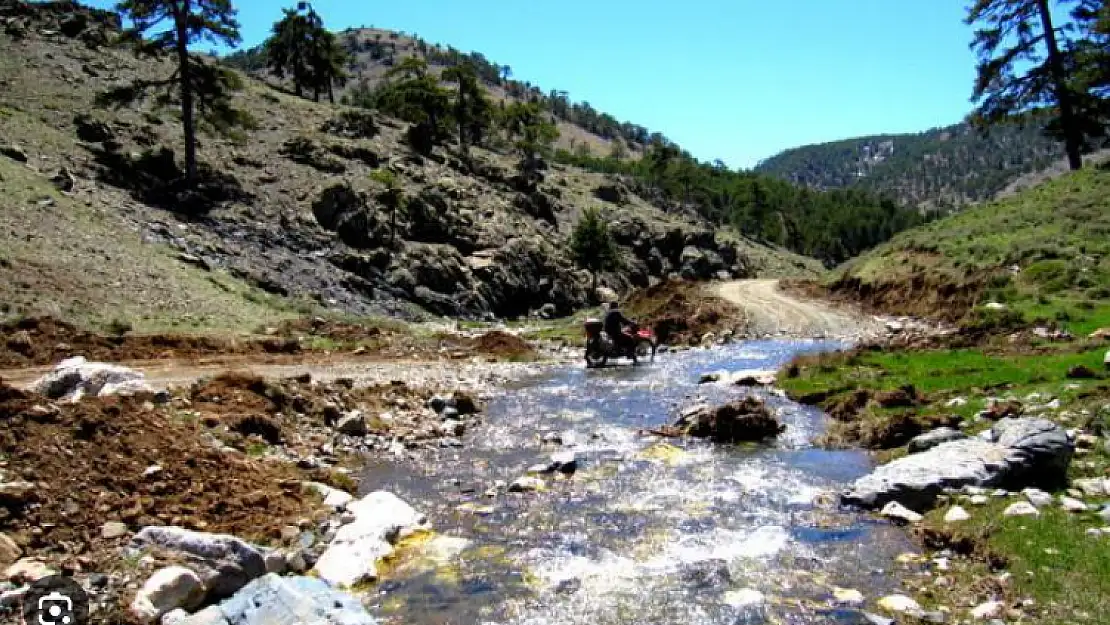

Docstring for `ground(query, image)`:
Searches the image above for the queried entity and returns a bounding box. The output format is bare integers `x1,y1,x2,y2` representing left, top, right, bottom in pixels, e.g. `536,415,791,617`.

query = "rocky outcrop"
30,356,151,401
179,574,377,625
128,526,269,601
842,417,1072,510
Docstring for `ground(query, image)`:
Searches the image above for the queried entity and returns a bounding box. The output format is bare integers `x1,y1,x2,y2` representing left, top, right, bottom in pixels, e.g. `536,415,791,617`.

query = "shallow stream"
359,340,915,625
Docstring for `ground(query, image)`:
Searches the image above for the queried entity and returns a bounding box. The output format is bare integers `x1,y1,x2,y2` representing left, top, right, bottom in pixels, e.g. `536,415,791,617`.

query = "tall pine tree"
117,0,241,182
966,0,1107,170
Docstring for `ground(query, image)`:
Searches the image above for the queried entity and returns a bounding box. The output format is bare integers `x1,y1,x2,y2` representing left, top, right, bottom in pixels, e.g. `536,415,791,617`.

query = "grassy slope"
782,168,1110,622
829,167,1110,331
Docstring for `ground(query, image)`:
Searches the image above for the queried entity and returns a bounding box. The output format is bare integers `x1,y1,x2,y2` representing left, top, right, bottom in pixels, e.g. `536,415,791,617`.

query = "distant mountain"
753,120,1064,211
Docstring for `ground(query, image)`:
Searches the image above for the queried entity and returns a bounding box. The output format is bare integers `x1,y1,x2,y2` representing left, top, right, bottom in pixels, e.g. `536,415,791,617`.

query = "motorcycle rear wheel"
634,339,656,363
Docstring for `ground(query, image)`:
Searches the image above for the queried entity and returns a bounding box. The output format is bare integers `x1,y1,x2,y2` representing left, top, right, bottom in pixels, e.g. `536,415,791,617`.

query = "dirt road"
711,279,883,339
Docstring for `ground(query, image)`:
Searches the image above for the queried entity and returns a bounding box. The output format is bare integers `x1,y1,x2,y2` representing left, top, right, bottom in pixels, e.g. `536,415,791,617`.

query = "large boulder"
30,356,151,402
129,526,268,601
842,417,1072,510
129,566,206,624
180,574,376,625
312,491,429,588
470,236,587,318
674,397,784,443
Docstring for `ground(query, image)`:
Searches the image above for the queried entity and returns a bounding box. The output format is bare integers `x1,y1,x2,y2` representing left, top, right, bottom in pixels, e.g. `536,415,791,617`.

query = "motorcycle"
583,318,657,368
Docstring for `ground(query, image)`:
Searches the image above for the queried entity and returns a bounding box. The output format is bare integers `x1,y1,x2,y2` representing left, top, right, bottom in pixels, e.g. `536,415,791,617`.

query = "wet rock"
1022,488,1053,508
908,428,966,454
944,506,971,523
30,356,151,401
1003,502,1040,517
130,566,206,624
130,526,267,600
880,501,923,524
177,574,376,625
0,533,21,566
4,557,55,583
842,418,1071,510
313,491,428,588
675,397,784,443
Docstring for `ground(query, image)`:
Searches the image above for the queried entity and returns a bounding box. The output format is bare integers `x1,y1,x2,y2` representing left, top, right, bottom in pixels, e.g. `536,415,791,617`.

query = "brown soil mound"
624,280,741,345
0,316,300,368
0,382,324,570
466,331,535,359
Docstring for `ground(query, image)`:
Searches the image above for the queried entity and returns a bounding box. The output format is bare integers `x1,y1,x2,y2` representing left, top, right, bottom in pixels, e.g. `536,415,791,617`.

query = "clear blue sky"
90,0,980,169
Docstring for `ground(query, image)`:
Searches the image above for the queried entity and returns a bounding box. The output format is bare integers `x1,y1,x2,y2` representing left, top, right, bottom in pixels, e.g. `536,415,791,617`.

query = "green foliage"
754,118,1063,208
501,101,559,156
442,62,494,155
116,0,243,182
554,149,924,266
369,168,405,247
966,0,1110,170
569,207,620,291
264,2,348,103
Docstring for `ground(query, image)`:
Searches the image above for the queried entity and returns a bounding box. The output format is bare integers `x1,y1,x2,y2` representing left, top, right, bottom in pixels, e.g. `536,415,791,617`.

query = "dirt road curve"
711,279,882,339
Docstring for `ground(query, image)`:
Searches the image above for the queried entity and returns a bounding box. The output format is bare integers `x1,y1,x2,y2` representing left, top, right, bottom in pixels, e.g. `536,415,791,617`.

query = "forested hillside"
222,23,924,266
753,118,1063,210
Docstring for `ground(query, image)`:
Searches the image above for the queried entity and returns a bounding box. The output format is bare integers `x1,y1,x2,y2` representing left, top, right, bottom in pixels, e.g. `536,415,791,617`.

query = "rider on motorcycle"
603,302,637,352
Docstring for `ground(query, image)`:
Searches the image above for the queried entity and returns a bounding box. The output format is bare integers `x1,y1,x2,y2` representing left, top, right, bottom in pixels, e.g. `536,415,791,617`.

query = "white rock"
877,594,921,613
969,494,990,506
970,600,1004,620
1073,478,1109,497
1022,488,1053,508
129,526,268,599
1060,496,1089,512
313,491,428,588
302,482,354,510
832,587,865,606
129,566,206,624
1003,502,1040,517
4,557,56,583
881,501,923,523
102,521,129,539
1086,528,1103,538
945,397,968,407
723,587,766,608
944,506,971,523
508,476,545,493
30,356,152,401
160,608,190,625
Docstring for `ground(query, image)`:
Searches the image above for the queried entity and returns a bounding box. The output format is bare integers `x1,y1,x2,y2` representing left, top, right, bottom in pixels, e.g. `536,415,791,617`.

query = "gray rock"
1022,488,1053,508
908,428,967,454
880,501,923,524
301,482,353,510
179,574,376,625
842,418,1071,510
130,526,267,600
30,356,151,401
336,411,367,436
129,566,206,624
1003,502,1039,517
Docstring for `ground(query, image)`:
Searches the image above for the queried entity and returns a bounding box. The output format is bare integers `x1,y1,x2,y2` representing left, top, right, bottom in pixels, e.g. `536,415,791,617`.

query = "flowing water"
358,340,916,625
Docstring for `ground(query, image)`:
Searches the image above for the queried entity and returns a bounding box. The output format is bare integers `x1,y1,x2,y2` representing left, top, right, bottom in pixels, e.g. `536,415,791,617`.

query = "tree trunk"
1037,0,1083,170
175,1,196,183
328,82,335,104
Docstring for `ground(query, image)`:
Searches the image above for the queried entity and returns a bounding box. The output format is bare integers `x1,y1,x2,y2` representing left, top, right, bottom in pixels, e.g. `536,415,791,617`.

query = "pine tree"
442,62,493,158
569,207,620,297
266,3,348,103
117,0,241,183
966,0,1107,170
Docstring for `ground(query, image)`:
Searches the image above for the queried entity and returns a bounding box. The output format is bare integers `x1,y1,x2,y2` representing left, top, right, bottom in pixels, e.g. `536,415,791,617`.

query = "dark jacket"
604,308,633,337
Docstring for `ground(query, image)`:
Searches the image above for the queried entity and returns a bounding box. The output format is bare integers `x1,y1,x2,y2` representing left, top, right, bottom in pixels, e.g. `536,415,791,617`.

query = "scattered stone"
335,411,367,436
301,482,354,510
969,494,990,506
880,501,923,524
1060,496,1089,512
130,566,206,624
130,526,267,600
1003,502,1040,517
877,594,922,614
970,601,1003,620
313,491,428,588
862,613,895,625
508,476,545,493
1022,488,1053,508
101,521,129,539
5,558,56,583
832,587,865,607
944,506,971,523
672,397,784,443
1073,478,1110,497
908,428,967,454
0,533,21,566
